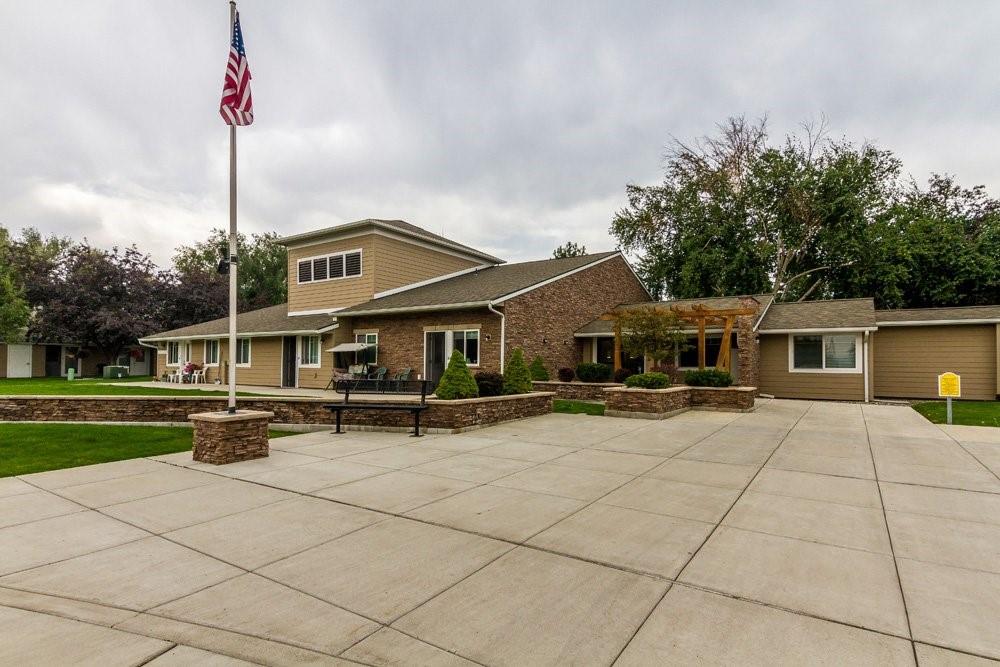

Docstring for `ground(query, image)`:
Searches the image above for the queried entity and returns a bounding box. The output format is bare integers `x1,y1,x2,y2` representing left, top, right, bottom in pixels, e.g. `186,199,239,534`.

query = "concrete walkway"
1,400,999,665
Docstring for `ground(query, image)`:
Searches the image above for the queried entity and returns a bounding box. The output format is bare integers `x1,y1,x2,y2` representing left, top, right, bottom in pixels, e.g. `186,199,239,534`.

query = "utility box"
103,365,130,379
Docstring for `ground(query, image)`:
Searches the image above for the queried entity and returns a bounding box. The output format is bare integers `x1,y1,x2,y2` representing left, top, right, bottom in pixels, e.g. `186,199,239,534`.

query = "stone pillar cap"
189,410,275,422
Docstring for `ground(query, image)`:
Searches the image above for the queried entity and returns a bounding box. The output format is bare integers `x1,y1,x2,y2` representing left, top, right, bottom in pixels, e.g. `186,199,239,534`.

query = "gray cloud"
2,1,998,266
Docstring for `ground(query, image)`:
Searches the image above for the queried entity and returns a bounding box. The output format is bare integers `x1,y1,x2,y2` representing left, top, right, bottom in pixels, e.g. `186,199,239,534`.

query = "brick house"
140,219,651,387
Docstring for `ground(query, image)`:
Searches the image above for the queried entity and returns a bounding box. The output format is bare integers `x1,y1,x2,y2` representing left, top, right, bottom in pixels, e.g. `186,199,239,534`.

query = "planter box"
532,381,622,401
0,392,555,434
604,385,756,419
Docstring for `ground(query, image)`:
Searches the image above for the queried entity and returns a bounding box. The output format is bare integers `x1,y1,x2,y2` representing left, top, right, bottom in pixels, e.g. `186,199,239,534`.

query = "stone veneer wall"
604,385,755,418
532,381,623,401
191,412,271,464
0,393,554,433
503,255,652,377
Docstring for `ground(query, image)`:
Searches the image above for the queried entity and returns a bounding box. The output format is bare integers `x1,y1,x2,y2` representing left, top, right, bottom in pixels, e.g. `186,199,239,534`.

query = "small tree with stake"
613,308,689,368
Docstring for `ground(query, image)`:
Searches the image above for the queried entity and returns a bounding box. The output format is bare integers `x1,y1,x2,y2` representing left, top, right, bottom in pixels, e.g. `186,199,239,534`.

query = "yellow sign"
938,372,961,398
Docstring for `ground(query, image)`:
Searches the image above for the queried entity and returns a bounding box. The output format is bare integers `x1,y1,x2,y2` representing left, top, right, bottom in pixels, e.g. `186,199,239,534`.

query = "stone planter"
604,385,756,419
531,381,622,401
189,409,273,465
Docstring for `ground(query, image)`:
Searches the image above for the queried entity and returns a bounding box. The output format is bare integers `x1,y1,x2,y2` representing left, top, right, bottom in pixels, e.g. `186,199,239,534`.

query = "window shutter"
330,254,344,278
345,251,362,276
298,260,312,283
312,257,328,281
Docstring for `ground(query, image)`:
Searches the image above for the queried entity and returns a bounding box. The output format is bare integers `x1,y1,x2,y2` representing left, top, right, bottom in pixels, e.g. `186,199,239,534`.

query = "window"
790,334,860,373
453,330,480,365
355,333,377,364
167,341,180,365
301,335,321,367
236,338,251,366
204,340,219,366
297,249,362,284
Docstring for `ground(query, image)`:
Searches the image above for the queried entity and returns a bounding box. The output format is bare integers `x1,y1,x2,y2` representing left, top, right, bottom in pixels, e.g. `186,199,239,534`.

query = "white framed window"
354,333,377,364
236,338,251,366
789,333,861,373
167,341,180,365
301,335,321,367
204,339,220,366
452,329,480,366
297,249,363,284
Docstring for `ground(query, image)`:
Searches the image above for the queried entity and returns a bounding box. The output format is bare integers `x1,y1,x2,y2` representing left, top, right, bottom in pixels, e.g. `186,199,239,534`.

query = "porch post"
613,322,622,372
697,318,706,370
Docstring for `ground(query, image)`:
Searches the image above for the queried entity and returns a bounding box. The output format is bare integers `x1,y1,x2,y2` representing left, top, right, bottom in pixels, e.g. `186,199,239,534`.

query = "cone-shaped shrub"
529,355,550,381
503,347,533,395
435,349,480,400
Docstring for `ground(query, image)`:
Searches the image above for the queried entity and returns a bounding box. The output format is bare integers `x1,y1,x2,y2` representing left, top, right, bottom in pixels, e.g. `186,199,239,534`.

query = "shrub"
624,372,671,389
683,368,734,387
503,347,533,395
613,367,634,384
557,367,575,382
575,362,612,382
474,371,504,397
435,349,480,399
528,355,550,381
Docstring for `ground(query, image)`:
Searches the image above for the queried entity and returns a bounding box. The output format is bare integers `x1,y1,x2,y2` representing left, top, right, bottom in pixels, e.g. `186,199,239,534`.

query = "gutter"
876,319,1000,327
487,301,505,370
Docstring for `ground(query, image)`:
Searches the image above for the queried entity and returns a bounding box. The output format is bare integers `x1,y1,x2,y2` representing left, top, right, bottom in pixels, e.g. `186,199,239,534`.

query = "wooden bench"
323,379,431,437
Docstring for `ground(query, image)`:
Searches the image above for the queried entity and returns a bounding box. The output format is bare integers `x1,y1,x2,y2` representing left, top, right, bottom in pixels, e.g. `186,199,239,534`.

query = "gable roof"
141,304,337,341
336,252,621,316
876,305,1000,325
574,294,773,336
757,298,876,332
275,218,504,264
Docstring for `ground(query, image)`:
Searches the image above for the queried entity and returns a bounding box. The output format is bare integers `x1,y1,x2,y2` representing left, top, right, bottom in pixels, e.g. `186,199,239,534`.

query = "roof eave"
336,301,492,317
876,318,1000,327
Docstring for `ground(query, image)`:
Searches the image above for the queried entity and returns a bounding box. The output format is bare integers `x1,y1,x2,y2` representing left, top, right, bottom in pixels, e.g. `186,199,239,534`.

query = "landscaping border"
604,385,756,419
0,392,555,434
532,381,622,401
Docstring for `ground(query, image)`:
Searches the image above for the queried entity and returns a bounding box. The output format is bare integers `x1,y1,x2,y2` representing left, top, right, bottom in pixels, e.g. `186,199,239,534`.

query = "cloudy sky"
2,1,997,266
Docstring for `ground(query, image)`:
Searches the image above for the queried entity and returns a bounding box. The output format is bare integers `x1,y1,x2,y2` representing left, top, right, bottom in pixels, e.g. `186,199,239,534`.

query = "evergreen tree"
503,348,533,394
435,349,480,399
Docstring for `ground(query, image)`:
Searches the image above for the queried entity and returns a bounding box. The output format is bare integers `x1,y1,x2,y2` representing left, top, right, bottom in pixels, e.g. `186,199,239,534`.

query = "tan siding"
298,333,339,389
286,237,376,313
31,345,45,377
758,334,865,401
579,339,594,365
371,235,480,294
218,337,283,387
873,325,997,400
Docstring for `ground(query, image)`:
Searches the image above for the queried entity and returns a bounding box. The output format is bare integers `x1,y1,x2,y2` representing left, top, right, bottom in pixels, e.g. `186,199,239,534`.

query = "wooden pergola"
601,303,757,371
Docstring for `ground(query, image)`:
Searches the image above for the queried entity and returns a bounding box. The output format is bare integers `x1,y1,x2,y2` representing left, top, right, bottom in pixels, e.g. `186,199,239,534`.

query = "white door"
6,344,32,378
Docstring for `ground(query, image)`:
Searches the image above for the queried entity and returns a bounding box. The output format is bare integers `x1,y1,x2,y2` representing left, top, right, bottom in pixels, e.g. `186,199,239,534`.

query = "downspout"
863,331,870,403
487,302,505,371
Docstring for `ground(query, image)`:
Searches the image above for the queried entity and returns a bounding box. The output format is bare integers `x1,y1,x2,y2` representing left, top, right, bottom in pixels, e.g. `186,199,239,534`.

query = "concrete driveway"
2,400,999,665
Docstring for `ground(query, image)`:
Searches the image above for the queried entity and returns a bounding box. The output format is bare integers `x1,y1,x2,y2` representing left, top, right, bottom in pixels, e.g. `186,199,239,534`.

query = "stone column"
736,296,761,391
189,410,274,465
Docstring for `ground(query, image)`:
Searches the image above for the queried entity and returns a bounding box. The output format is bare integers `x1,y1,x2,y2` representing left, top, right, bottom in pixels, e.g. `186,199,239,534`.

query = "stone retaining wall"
532,381,622,401
604,385,756,418
0,392,555,433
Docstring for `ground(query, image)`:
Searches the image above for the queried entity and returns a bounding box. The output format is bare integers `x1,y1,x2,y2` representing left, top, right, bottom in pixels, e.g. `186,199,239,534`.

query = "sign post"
937,372,961,425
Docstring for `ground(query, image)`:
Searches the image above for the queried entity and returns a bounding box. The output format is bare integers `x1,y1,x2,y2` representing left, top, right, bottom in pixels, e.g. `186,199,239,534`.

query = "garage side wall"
873,325,998,400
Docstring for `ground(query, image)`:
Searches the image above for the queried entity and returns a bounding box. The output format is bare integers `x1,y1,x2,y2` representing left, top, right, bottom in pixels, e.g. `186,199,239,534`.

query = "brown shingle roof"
142,304,337,340
575,294,772,335
337,252,621,315
758,298,876,331
275,218,504,264
876,305,1000,324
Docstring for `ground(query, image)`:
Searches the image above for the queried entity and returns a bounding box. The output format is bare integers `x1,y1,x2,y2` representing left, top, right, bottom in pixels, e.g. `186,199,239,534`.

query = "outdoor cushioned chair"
367,366,388,381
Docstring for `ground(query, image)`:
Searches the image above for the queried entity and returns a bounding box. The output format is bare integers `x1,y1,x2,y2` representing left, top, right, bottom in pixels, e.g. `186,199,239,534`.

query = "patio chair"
190,369,205,384
367,366,388,381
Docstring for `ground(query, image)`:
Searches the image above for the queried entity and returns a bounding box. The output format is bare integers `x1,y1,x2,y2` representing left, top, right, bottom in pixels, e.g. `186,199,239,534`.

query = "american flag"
220,11,253,126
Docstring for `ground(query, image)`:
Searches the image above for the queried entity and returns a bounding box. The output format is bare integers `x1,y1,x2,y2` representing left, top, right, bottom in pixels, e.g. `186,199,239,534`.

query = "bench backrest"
336,378,430,403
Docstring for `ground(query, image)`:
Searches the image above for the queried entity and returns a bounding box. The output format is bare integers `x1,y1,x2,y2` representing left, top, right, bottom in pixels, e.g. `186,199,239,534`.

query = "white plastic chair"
191,369,205,384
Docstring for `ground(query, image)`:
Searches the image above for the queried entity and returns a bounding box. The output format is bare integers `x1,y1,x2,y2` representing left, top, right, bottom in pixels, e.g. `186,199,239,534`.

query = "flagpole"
227,0,238,414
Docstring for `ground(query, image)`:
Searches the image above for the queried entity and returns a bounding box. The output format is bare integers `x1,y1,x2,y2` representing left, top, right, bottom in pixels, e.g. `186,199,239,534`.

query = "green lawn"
0,376,271,397
553,399,606,416
0,423,296,477
913,400,1000,428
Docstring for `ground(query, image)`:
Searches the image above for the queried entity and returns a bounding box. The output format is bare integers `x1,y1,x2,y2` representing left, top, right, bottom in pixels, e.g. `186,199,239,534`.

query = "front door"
281,336,297,388
6,344,32,378
44,346,61,377
425,331,447,386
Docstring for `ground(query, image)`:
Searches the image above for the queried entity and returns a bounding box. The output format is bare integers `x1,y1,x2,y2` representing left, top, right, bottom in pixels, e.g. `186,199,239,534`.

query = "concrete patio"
2,400,999,665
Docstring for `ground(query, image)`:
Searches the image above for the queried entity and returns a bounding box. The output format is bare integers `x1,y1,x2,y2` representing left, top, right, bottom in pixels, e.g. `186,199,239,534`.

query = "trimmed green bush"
624,372,671,389
613,367,634,384
474,371,504,397
503,348,533,395
528,355,550,381
575,362,612,382
683,368,734,387
435,349,480,399
557,367,575,382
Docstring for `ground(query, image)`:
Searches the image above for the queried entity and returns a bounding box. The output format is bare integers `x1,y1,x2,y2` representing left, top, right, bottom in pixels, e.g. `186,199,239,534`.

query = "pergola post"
697,318,706,370
613,321,622,372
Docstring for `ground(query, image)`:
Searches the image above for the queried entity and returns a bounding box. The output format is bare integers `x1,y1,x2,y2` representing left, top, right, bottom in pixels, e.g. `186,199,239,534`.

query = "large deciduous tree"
611,117,1000,307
